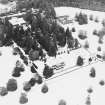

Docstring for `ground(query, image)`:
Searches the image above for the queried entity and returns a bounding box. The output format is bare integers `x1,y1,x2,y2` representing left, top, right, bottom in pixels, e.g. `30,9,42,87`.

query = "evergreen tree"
0,87,8,96
43,64,54,79
89,67,96,78
74,38,79,48
41,84,49,93
6,79,17,92
76,56,84,66
67,38,74,48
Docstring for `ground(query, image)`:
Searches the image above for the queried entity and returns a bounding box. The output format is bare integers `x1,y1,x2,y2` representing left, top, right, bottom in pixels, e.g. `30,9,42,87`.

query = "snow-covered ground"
0,6,105,105
55,7,105,55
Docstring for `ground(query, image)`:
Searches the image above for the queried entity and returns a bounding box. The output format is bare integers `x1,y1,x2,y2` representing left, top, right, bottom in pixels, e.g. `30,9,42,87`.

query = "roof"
8,17,26,26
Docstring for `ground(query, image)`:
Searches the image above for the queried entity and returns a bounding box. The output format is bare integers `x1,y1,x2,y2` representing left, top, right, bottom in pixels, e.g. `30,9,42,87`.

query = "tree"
97,46,101,51
66,28,73,40
76,56,84,66
102,52,105,61
89,67,96,78
89,14,93,21
72,27,76,32
31,16,38,31
87,87,93,94
0,0,8,4
23,10,33,24
0,87,8,96
44,3,56,19
19,93,28,104
41,84,49,93
66,27,69,36
6,78,17,92
74,38,79,48
36,75,43,84
12,67,22,77
78,13,88,25
58,99,67,105
84,41,89,49
99,80,105,86
23,81,31,92
30,64,37,73
48,38,57,56
43,64,54,79
36,0,56,19
85,95,91,105
78,30,87,40
0,25,6,46
67,38,74,48
93,29,98,36
56,28,66,47
16,0,29,11
29,50,39,61
28,78,36,87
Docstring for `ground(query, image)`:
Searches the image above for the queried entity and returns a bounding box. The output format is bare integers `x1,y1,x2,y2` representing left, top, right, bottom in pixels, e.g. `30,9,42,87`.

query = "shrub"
85,95,91,105
23,81,31,92
0,51,2,56
78,30,87,40
75,12,88,25
13,47,21,55
41,84,49,94
31,65,37,73
97,46,101,51
75,13,79,21
95,17,99,23
29,50,39,61
74,38,79,48
58,99,67,105
102,52,105,61
34,73,43,84
84,41,89,49
98,38,103,44
28,78,36,87
43,64,54,79
76,56,84,66
19,93,28,104
0,87,8,96
6,79,17,92
78,13,88,25
102,19,105,26
96,54,102,59
72,27,76,32
99,80,105,86
93,29,98,36
89,14,93,21
98,28,105,38
12,67,21,77
16,60,24,68
87,87,93,94
89,67,96,78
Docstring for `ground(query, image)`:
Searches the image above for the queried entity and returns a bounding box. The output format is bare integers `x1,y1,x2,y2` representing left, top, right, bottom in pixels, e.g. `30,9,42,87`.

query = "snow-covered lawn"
0,47,105,105
0,6,105,105
55,7,105,55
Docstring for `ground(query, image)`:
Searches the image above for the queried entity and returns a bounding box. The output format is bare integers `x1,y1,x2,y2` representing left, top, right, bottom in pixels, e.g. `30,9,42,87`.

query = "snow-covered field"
0,7,105,105
0,2,16,14
55,7,105,55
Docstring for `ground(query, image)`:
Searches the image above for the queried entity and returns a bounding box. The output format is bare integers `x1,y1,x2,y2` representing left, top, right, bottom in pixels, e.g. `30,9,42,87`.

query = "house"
57,15,74,25
8,17,26,26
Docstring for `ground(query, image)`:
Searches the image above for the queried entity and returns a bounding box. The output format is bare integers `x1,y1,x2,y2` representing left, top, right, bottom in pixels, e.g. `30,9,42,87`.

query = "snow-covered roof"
8,17,26,26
